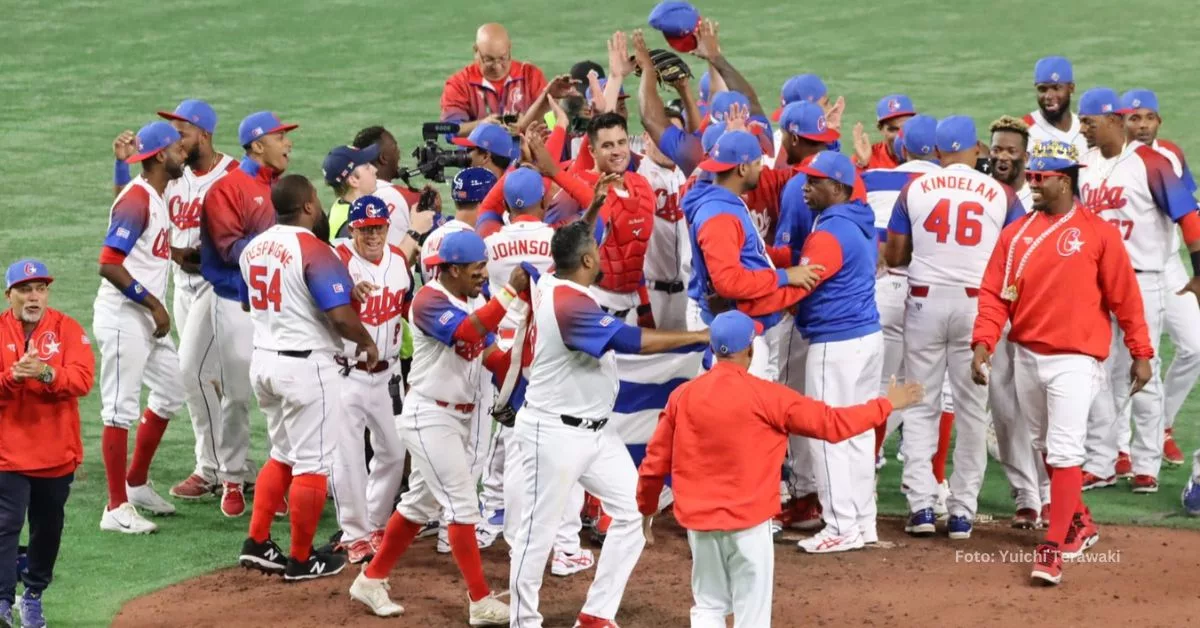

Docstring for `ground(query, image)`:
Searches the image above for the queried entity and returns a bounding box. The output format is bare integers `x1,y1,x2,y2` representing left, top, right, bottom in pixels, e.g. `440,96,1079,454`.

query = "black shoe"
239,537,287,574
283,548,346,581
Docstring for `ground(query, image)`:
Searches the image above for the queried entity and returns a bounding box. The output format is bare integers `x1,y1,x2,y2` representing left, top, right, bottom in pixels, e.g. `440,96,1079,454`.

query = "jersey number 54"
248,265,282,312
923,199,984,246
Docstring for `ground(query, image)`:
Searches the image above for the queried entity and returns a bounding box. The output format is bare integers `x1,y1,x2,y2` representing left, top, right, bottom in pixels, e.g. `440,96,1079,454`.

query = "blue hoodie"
794,200,880,343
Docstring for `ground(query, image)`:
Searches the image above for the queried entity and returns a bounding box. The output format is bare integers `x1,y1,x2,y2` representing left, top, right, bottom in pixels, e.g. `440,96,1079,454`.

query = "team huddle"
88,2,1200,626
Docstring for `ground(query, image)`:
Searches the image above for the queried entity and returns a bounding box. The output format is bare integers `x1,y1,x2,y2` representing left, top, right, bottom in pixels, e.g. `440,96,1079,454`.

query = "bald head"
474,23,512,81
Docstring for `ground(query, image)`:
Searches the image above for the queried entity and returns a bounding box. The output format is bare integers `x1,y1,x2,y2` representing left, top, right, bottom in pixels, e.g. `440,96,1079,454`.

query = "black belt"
651,280,685,294
561,414,608,431
599,306,631,319
278,350,312,359
335,356,390,374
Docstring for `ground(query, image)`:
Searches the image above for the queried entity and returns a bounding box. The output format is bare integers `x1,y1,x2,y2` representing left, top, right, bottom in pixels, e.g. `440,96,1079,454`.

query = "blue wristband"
114,159,132,186
122,280,149,303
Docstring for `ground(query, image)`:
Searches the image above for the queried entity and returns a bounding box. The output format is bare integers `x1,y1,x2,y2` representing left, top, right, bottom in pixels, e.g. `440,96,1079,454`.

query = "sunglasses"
1024,171,1068,184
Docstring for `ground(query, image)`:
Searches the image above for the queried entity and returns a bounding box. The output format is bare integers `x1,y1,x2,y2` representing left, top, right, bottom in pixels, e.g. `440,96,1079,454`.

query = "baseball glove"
631,49,693,85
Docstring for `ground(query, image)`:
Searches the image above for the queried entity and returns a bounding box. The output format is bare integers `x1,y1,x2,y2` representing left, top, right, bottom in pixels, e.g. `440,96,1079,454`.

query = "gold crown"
1029,140,1079,162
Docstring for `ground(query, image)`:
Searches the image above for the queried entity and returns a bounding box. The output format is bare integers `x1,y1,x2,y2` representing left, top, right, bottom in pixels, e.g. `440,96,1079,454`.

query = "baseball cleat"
1012,508,1039,529
574,612,621,627
1038,504,1051,529
1061,513,1099,559
344,539,375,565
1164,429,1185,466
1182,477,1200,516
368,529,385,554
468,592,510,626
905,508,937,537
100,503,157,535
349,572,405,617
933,481,950,517
220,482,246,518
780,494,823,531
239,537,287,574
1114,452,1134,479
1030,543,1063,586
436,526,451,554
416,520,439,539
127,481,176,515
797,528,864,554
476,524,501,549
284,548,346,581
17,593,44,628
169,474,216,499
551,549,596,577
947,515,973,540
1081,472,1117,490
1131,475,1159,493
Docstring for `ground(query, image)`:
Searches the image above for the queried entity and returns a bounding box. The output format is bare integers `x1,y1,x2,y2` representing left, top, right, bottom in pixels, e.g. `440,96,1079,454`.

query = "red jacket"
637,361,892,531
199,159,279,301
972,205,1153,361
441,61,548,122
0,308,94,476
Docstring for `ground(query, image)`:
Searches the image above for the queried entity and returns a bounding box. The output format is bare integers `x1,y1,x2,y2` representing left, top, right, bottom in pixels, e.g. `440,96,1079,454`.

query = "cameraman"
350,126,444,250
451,123,518,179
441,23,547,137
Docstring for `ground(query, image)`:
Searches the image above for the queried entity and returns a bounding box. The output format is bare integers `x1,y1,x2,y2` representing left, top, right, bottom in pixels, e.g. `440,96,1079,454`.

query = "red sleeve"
1021,113,1035,126
440,68,473,122
761,379,892,442
698,214,787,300
1097,223,1154,359
202,180,245,264
523,64,548,111
546,126,567,162
971,225,1014,353
737,230,843,317
483,346,512,377
866,142,898,170
636,394,679,516
551,170,596,208
453,295,508,344
766,245,792,268
98,246,127,264
742,167,791,224
1179,212,1200,242
34,316,95,399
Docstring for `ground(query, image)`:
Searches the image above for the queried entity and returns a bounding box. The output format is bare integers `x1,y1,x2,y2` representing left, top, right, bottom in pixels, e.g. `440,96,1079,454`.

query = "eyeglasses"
1024,171,1068,184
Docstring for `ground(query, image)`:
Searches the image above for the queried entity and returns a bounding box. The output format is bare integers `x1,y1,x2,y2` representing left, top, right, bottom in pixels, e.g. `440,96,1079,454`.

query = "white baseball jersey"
239,224,353,353
638,157,690,282
485,216,554,339
375,180,413,248
1015,182,1033,213
1079,141,1197,272
419,219,473,282
1023,110,1089,158
889,163,1024,287
335,242,412,362
524,273,623,420
406,281,486,404
98,178,173,306
1153,140,1192,253
166,155,237,292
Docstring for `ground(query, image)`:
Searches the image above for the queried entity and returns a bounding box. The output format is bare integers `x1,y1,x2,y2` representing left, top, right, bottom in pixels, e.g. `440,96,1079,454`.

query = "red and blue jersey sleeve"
411,287,470,346
299,234,353,312
553,285,625,358
104,185,151,254
658,125,703,176
1003,183,1027,225
886,181,915,235
1157,140,1196,193
775,176,815,263
1138,145,1198,221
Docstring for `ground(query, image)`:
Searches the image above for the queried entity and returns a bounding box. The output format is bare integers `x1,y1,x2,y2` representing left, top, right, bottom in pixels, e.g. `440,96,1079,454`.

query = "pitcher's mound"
115,515,1200,627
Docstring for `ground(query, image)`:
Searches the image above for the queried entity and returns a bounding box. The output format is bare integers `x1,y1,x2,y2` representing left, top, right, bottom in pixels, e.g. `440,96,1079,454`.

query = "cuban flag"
612,350,704,468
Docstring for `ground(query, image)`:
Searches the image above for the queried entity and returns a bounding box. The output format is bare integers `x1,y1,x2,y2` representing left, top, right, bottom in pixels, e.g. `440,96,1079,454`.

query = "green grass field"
4,0,1200,624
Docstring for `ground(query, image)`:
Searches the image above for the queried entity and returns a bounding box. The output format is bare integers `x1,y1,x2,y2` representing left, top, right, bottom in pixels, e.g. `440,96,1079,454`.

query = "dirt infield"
116,515,1200,627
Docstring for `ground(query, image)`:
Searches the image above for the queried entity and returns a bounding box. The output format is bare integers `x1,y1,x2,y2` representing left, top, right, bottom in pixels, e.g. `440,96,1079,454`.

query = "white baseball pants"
876,273,908,442
989,334,1044,511
509,408,645,628
330,368,407,543
648,284,690,332
394,392,482,525
502,426,586,555
249,349,340,475
687,519,774,628
479,426,507,515
804,332,882,540
93,301,184,428
777,322,816,499
1109,272,1167,477
1084,342,1121,477
211,296,254,483
1014,345,1103,467
685,298,777,380
1162,258,1200,429
898,287,988,518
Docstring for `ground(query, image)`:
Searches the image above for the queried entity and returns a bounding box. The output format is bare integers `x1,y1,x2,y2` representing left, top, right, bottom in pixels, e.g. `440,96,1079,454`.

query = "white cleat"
100,502,158,534
436,525,451,554
934,481,950,517
797,528,864,554
468,592,510,626
476,524,502,549
551,549,596,577
349,572,405,617
127,481,176,515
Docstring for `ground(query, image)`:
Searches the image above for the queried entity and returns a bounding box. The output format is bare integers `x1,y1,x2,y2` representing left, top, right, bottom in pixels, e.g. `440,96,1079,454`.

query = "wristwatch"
37,364,54,384
406,229,423,241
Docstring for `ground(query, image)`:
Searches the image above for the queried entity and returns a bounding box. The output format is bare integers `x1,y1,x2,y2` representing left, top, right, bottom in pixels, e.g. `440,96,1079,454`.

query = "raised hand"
113,130,136,161
607,31,636,77
631,29,654,71
824,96,846,131
853,122,871,166
508,265,531,294
524,128,559,176
692,19,721,60
546,74,578,99
725,102,750,132
587,70,610,114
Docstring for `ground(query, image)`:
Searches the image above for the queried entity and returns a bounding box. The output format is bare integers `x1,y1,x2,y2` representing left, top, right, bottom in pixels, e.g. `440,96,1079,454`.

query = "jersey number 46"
923,199,984,246
249,265,282,312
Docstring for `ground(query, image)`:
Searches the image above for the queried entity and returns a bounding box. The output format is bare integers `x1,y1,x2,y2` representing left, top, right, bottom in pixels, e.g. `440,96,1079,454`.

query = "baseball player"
637,112,691,331
200,111,298,514
638,311,921,628
1023,56,1089,157
971,144,1152,585
1076,87,1200,493
326,196,411,564
507,218,708,628
851,94,918,170
235,174,376,581
737,150,886,553
96,121,188,534
1118,88,1200,467
885,116,1026,539
350,230,524,622
768,74,829,169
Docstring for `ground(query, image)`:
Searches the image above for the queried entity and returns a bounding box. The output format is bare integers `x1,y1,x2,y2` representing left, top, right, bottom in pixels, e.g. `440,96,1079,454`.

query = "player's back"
419,219,473,283
239,225,345,354
485,218,554,343
864,160,940,244
98,179,172,304
638,157,690,283
899,164,1021,287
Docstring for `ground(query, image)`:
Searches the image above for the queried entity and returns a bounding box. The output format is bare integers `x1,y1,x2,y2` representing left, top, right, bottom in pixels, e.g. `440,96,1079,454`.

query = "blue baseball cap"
157,99,218,135
698,71,712,103
322,144,380,186
1078,87,1120,116
348,195,390,229
1118,89,1158,114
452,167,498,205
585,78,629,103
452,123,516,161
796,150,857,187
772,74,826,121
710,311,762,356
700,121,726,154
433,230,488,265
780,101,839,143
503,167,545,210
1034,56,1073,85
698,131,762,172
648,1,702,53
238,111,298,147
900,114,938,157
126,121,182,164
935,116,977,153
708,91,750,122
1027,140,1085,172
876,94,916,123
5,259,53,290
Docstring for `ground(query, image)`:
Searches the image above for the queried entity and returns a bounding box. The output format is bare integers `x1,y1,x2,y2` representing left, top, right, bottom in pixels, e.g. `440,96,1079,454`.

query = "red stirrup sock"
102,426,129,509
1045,466,1082,546
126,410,170,487
448,523,491,601
932,411,954,484
364,512,424,579
248,459,292,543
288,473,328,562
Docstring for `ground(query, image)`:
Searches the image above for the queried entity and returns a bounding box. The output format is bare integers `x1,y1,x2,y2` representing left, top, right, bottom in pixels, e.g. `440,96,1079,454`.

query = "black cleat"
283,548,346,581
239,537,287,574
